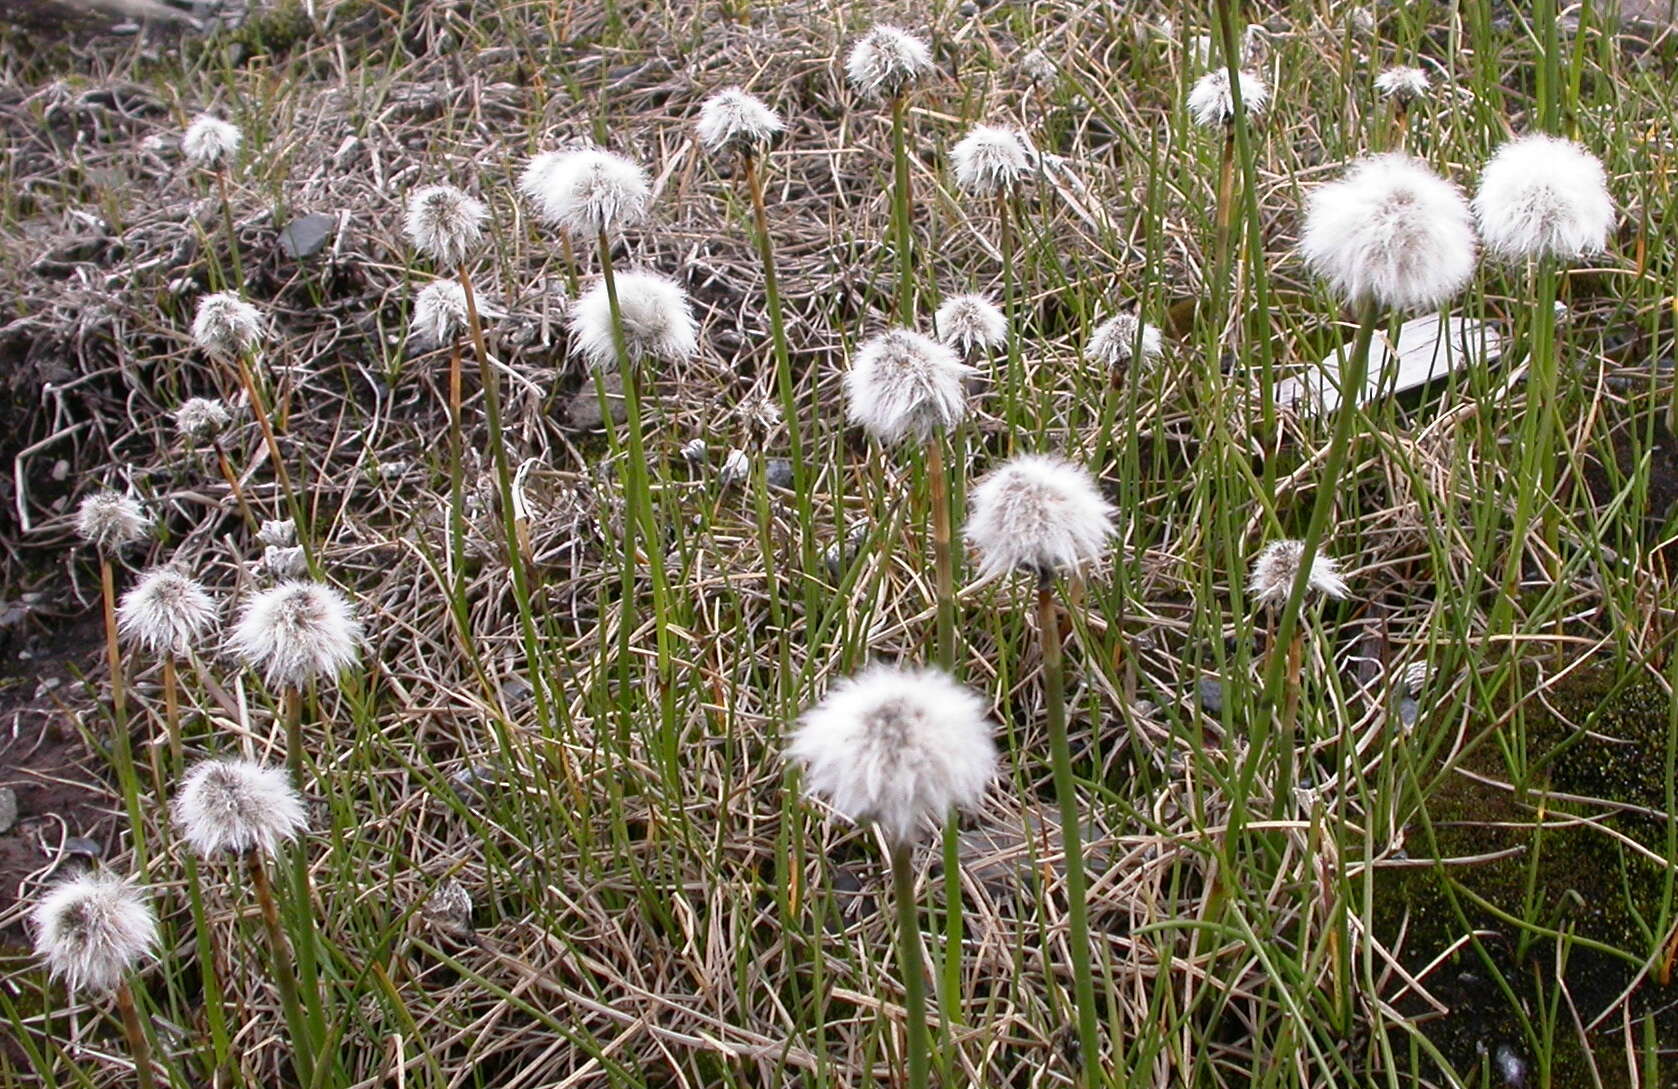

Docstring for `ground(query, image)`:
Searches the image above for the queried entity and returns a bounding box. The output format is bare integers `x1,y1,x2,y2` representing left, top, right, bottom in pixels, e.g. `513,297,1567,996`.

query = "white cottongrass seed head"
1472,134,1614,261
1300,153,1477,312
229,579,361,689
413,279,469,347
182,113,241,169
77,491,150,552
696,87,784,154
1187,68,1269,127
934,294,1007,355
787,663,996,846
174,397,231,441
1087,313,1164,370
1247,539,1349,608
31,871,158,994
845,24,935,100
191,291,265,358
404,185,486,268
950,125,1032,195
172,757,307,858
844,328,974,445
117,567,216,658
1375,66,1430,103
966,454,1116,579
568,269,699,369
531,148,650,239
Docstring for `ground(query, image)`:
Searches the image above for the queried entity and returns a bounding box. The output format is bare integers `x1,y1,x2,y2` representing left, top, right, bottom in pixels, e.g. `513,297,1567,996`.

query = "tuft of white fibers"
1300,153,1477,312
966,454,1116,580
934,294,1008,355
1247,539,1349,609
1187,68,1269,128
182,113,241,170
1087,313,1164,370
845,24,935,101
719,448,751,488
412,279,469,347
191,291,266,358
117,567,216,658
423,879,475,936
77,491,150,552
257,518,296,548
529,148,650,240
568,269,699,369
404,185,486,269
950,124,1032,195
172,757,307,858
1472,134,1614,262
844,328,975,445
262,545,307,580
174,397,231,441
696,87,784,154
31,871,158,994
229,579,361,689
787,662,996,846
1375,66,1430,104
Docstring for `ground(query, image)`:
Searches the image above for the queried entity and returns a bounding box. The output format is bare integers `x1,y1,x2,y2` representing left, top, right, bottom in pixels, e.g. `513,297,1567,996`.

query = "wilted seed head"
257,518,297,548
31,871,158,994
1300,153,1477,313
950,124,1032,195
1187,68,1269,128
1247,539,1349,609
117,567,216,658
262,545,307,580
229,579,361,690
172,757,307,858
966,454,1116,580
934,294,1007,355
173,397,231,442
1019,47,1058,83
191,291,265,358
568,269,698,369
845,329,974,445
719,448,751,488
1087,313,1164,371
1374,66,1430,104
845,24,935,100
412,279,469,347
423,879,475,936
1472,134,1614,261
76,491,150,552
787,663,996,846
532,149,650,239
696,87,784,155
404,185,486,268
182,113,241,170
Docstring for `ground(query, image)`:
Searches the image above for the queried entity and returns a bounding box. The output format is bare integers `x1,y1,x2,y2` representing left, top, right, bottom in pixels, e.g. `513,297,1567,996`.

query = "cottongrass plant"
117,566,216,771
1374,66,1429,149
965,453,1115,1087
173,396,254,528
847,24,935,322
933,293,1006,358
183,113,244,290
787,663,996,1089
1248,539,1350,787
31,872,160,1089
950,124,1032,422
1188,65,1269,293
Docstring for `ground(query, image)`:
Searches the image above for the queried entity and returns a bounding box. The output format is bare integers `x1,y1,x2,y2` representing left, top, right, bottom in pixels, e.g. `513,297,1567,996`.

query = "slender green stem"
446,336,467,614
282,686,325,1051
214,168,246,295
998,191,1023,443
248,849,314,1089
890,839,930,1089
182,854,231,1077
890,94,915,323
101,557,149,875
1495,260,1560,638
113,981,157,1089
229,353,314,571
927,438,955,672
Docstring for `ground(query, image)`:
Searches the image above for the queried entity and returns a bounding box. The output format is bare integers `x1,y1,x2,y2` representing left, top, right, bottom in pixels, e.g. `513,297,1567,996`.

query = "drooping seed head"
1374,66,1430,104
229,579,361,690
76,491,150,553
1187,68,1269,128
568,269,699,369
1086,313,1164,371
528,148,651,240
173,397,232,442
404,185,486,268
257,519,296,548
787,662,996,846
1472,134,1614,261
696,87,784,155
262,545,307,581
845,24,935,101
423,879,475,936
412,279,470,347
191,291,266,358
1247,539,1349,609
845,328,974,445
966,454,1116,580
182,113,241,170
172,757,307,858
117,567,217,658
934,294,1007,355
31,871,158,994
950,124,1032,195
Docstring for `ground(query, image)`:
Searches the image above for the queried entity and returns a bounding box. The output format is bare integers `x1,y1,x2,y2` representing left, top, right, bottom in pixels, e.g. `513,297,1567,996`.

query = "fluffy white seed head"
568,269,699,369
413,279,469,347
229,580,361,690
117,567,216,658
696,88,784,154
846,24,935,100
1187,68,1269,128
172,757,307,858
174,397,231,442
31,872,158,994
182,113,241,169
1472,134,1613,261
787,663,996,846
966,454,1116,579
404,185,486,268
1247,539,1349,608
844,328,974,445
530,149,650,240
1300,153,1477,312
1375,66,1430,103
1087,313,1164,371
76,491,150,552
950,125,1031,195
191,292,266,358
934,294,1007,355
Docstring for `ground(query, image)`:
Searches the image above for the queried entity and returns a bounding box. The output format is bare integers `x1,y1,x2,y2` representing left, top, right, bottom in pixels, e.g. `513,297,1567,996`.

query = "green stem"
1495,260,1560,638
998,191,1023,445
248,849,314,1089
890,839,930,1089
890,94,915,323
282,687,325,1051
101,557,149,876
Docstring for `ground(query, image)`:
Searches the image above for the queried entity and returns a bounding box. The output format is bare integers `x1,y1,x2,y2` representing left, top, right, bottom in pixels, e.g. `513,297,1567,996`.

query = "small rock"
278,213,337,260
0,787,17,834
566,374,626,429
62,836,102,860
764,458,794,489
499,678,533,708
680,438,708,465
1398,697,1419,728
1197,678,1225,715
450,764,501,803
